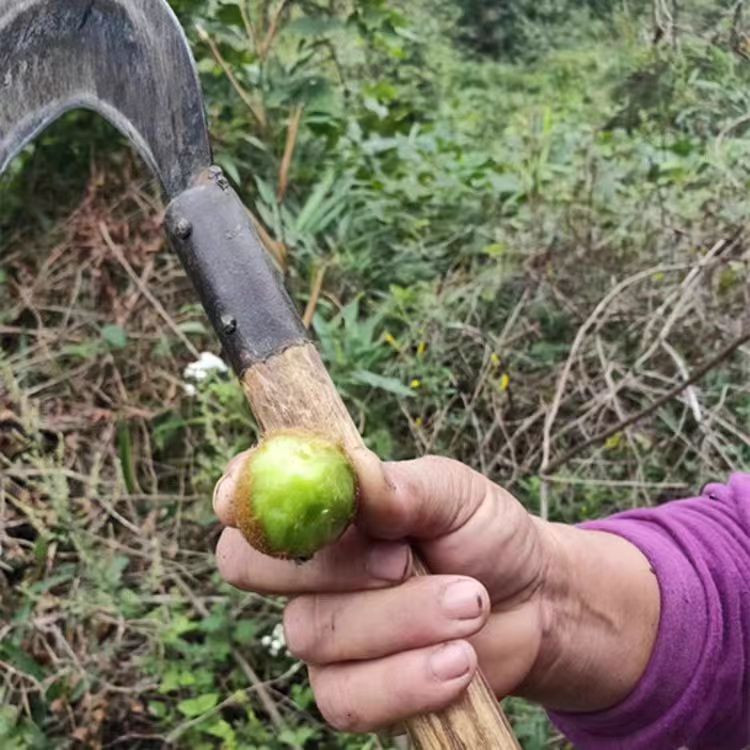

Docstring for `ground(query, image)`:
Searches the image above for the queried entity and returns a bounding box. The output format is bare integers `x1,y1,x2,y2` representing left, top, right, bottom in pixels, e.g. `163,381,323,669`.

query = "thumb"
351,449,496,540
351,449,546,603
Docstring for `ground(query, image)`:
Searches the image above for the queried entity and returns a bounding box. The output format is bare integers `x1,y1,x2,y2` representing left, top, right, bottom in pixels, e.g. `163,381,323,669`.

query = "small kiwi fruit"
234,430,358,560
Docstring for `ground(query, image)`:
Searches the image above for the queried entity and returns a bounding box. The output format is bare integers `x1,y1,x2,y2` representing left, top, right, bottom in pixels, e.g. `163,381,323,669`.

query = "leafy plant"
3,0,750,747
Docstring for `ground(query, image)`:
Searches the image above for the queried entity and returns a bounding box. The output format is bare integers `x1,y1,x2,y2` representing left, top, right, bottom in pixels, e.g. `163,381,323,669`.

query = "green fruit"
234,430,358,560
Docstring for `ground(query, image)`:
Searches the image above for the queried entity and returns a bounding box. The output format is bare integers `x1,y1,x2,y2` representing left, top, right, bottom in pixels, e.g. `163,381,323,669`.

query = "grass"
2,1,750,747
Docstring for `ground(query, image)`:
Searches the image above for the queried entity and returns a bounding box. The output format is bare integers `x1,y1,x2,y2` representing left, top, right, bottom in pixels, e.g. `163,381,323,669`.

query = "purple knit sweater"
548,473,750,750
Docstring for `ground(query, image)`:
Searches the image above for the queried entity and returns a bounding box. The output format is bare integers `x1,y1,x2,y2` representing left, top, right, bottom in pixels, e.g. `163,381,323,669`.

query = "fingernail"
441,580,484,620
366,542,410,582
429,642,472,681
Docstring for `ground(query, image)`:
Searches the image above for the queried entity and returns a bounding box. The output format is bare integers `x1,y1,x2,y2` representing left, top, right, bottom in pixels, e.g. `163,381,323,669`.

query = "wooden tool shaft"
242,342,521,750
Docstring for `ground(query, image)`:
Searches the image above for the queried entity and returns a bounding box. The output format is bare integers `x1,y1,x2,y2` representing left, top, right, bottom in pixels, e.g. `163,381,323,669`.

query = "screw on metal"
173,218,193,240
221,314,237,336
208,165,230,191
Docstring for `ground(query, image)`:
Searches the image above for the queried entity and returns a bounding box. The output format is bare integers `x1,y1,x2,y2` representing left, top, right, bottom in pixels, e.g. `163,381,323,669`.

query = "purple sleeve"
548,473,750,750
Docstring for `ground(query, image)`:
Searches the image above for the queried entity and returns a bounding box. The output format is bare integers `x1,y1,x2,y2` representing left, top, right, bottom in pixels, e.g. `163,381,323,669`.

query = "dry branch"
543,326,750,475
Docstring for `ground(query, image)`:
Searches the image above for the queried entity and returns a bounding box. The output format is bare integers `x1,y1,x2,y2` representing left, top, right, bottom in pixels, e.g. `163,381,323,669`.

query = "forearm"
519,522,660,712
538,474,750,750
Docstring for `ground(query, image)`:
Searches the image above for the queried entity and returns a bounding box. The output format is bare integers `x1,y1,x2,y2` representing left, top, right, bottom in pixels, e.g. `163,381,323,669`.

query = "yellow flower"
383,331,399,350
417,341,427,357
605,432,623,451
415,416,424,427
410,378,422,390
498,373,510,392
490,353,501,367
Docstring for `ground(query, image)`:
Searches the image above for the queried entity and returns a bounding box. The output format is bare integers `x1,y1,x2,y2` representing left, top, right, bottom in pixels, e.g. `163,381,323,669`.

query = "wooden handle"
242,342,521,750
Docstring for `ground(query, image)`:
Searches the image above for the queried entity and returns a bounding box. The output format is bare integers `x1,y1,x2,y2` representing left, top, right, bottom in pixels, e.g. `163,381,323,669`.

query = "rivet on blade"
221,314,237,336
208,165,230,191
174,218,193,239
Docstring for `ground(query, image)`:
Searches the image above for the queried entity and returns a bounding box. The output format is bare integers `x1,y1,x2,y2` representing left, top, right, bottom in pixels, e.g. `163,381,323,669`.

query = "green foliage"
101,324,129,350
449,0,646,59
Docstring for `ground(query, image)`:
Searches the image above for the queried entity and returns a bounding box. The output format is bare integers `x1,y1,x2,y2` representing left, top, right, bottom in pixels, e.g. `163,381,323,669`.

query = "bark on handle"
242,341,521,750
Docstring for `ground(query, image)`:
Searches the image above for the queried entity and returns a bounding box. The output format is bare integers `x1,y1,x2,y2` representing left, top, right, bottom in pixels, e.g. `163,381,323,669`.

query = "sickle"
0,2,520,747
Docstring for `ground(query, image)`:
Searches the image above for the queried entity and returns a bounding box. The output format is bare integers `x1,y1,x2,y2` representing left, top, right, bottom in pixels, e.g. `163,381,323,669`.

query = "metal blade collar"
166,167,308,375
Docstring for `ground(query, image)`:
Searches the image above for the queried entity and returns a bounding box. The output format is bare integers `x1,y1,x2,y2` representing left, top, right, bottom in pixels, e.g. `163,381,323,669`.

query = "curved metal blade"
0,0,212,197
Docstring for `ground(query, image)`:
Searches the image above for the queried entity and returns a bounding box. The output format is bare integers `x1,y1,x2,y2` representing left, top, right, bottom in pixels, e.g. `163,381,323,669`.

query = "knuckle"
284,596,336,663
215,531,245,589
419,454,465,482
282,598,313,660
312,671,366,733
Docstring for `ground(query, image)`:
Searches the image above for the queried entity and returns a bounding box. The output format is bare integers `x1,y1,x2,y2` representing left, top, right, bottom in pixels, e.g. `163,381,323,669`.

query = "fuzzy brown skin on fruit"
233,429,359,560
233,449,268,554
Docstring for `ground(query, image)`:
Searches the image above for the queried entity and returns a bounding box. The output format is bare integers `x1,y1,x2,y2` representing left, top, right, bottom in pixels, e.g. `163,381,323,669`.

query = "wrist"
518,521,660,712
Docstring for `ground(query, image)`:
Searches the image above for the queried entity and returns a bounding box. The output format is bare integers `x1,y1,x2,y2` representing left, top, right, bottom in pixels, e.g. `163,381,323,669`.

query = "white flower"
261,623,287,657
183,352,229,382
182,352,229,396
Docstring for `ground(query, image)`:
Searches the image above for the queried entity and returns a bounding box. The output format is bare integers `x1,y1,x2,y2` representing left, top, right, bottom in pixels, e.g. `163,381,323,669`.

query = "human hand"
213,449,659,732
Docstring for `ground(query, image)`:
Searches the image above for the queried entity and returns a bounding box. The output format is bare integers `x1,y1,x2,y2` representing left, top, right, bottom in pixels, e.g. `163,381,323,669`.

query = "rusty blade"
0,0,211,197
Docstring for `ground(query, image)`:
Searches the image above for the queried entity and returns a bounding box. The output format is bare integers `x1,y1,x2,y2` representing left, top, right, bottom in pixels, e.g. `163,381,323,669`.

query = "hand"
213,449,659,732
